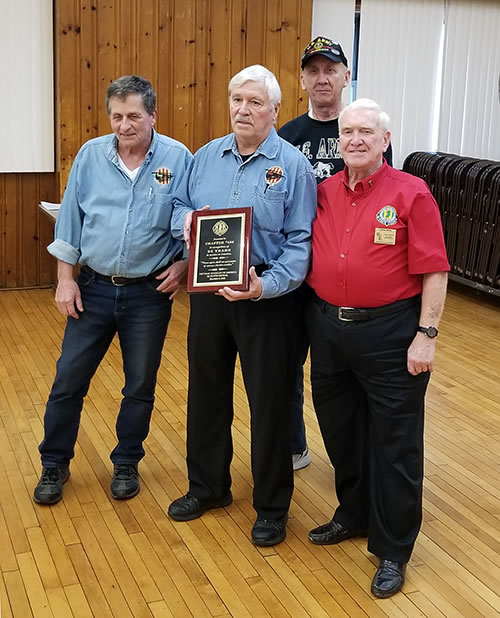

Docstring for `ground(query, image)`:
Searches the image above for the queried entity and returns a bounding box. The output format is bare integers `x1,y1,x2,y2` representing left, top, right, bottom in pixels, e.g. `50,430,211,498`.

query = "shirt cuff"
47,239,80,265
258,274,277,300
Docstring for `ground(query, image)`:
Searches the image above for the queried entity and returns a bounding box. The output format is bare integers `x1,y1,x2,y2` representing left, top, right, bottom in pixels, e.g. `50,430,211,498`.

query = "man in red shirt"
306,98,449,598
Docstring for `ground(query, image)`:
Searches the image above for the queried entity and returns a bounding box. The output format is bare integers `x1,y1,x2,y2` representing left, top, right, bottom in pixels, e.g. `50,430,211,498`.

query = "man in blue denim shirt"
168,65,317,546
33,76,192,505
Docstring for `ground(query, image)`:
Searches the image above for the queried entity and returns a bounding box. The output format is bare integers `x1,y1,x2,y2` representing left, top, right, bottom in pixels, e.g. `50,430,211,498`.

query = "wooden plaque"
187,207,253,293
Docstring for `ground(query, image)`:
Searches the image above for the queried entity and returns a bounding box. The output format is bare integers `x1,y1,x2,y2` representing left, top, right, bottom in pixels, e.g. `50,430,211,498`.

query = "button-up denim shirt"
171,128,317,298
48,131,192,277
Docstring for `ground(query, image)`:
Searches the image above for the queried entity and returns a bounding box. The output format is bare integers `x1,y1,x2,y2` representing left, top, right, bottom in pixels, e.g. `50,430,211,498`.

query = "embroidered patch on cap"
153,168,173,185
265,166,284,187
301,37,348,68
376,205,398,226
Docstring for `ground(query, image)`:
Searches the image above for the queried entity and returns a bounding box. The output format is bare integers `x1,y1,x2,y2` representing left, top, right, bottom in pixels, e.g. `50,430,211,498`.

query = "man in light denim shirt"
33,76,192,506
168,65,317,546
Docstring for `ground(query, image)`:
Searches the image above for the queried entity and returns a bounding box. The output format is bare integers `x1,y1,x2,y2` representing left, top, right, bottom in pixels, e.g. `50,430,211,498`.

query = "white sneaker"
292,447,311,471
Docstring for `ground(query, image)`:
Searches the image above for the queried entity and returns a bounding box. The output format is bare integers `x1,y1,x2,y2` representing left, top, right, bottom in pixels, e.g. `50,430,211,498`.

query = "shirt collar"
221,127,280,161
106,129,158,164
342,159,390,193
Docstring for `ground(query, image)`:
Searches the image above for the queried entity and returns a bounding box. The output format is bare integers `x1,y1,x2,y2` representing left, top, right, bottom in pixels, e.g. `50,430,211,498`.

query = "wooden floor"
0,283,499,617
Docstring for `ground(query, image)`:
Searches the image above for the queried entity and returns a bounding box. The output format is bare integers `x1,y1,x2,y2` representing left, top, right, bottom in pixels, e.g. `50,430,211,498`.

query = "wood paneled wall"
0,174,59,289
0,0,313,289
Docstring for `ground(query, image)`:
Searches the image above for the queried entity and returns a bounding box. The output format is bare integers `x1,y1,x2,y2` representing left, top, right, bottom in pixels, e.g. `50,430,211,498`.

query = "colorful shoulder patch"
265,166,285,187
376,205,398,226
153,168,173,185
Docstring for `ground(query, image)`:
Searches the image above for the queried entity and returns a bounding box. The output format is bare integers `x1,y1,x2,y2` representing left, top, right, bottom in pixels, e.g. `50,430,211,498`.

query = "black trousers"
186,291,300,519
306,295,429,562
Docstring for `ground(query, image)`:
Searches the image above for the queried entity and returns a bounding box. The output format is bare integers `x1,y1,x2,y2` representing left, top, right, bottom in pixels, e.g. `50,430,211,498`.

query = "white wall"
310,0,356,108
0,0,54,172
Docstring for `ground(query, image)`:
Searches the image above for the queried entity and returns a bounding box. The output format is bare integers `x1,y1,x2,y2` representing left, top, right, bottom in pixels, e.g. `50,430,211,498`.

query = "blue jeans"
39,269,172,467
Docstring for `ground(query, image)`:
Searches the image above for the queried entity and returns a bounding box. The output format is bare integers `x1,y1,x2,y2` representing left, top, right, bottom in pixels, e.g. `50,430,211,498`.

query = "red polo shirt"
306,162,450,307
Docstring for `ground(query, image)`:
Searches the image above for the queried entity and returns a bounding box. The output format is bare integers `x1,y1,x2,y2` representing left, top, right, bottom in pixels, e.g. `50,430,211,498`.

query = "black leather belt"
82,265,168,287
316,295,419,321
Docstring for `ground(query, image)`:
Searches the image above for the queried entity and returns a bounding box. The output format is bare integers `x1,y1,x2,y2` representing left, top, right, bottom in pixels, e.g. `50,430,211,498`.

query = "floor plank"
0,282,499,616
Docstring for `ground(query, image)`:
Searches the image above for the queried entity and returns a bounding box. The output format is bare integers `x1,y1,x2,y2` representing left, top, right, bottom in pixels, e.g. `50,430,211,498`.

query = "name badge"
374,228,396,245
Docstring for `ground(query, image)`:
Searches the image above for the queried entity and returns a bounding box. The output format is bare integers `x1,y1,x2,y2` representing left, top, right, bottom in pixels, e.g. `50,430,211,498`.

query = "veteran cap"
301,36,348,69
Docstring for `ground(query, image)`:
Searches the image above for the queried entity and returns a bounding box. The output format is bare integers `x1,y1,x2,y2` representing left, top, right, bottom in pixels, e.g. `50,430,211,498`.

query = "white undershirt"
118,155,140,181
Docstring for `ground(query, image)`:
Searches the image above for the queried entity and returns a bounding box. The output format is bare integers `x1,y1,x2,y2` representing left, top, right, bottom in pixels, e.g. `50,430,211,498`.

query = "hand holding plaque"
187,207,253,293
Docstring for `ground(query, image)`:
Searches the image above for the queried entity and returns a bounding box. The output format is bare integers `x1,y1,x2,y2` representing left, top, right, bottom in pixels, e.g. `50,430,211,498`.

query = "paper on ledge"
40,201,61,211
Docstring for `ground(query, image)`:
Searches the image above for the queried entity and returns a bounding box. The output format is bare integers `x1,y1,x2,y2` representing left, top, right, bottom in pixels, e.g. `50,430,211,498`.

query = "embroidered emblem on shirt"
213,220,229,236
376,205,398,226
153,168,173,185
265,166,284,187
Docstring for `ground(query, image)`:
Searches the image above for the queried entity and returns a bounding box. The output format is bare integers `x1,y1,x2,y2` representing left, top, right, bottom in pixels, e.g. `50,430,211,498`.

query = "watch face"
420,326,438,338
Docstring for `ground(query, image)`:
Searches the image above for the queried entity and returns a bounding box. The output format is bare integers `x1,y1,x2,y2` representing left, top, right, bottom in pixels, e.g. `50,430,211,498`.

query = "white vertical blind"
438,0,500,160
0,0,54,172
356,0,444,169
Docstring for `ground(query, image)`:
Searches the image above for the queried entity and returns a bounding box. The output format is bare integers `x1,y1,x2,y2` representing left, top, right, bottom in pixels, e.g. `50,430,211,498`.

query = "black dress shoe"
308,520,367,545
251,515,288,546
33,466,70,505
371,559,407,598
111,463,140,500
168,492,232,521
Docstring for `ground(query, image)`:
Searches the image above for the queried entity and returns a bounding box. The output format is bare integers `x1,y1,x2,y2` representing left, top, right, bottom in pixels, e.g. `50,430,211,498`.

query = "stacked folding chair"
403,152,500,296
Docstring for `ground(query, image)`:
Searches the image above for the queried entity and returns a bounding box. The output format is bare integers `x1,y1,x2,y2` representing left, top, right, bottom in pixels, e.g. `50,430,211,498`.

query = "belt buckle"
338,306,355,321
111,274,126,286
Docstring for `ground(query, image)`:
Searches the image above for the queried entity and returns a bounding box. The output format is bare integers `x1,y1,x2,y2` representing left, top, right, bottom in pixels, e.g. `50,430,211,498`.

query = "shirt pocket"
146,186,173,230
252,185,286,233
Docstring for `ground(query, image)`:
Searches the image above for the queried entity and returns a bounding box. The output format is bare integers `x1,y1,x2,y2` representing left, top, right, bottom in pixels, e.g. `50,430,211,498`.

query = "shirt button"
346,228,350,233
340,253,345,258
351,202,356,207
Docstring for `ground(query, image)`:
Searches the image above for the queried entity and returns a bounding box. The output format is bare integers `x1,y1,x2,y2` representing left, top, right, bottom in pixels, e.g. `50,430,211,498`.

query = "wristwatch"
417,325,438,338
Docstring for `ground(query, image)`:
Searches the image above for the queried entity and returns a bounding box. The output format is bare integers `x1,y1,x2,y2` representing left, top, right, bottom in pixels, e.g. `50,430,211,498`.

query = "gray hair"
106,75,156,115
228,65,282,109
339,98,390,132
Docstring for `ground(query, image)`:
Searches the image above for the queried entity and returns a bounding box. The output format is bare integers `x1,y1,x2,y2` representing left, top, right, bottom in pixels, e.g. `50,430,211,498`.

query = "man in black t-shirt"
279,36,392,182
279,36,393,470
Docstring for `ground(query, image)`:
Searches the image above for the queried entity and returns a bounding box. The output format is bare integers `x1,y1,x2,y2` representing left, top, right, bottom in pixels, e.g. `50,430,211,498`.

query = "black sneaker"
251,515,288,546
168,492,233,521
111,463,140,500
308,520,367,545
33,466,70,505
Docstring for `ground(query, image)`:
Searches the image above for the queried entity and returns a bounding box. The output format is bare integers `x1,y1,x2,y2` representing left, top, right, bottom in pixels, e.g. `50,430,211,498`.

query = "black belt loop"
81,264,170,286
315,294,419,321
